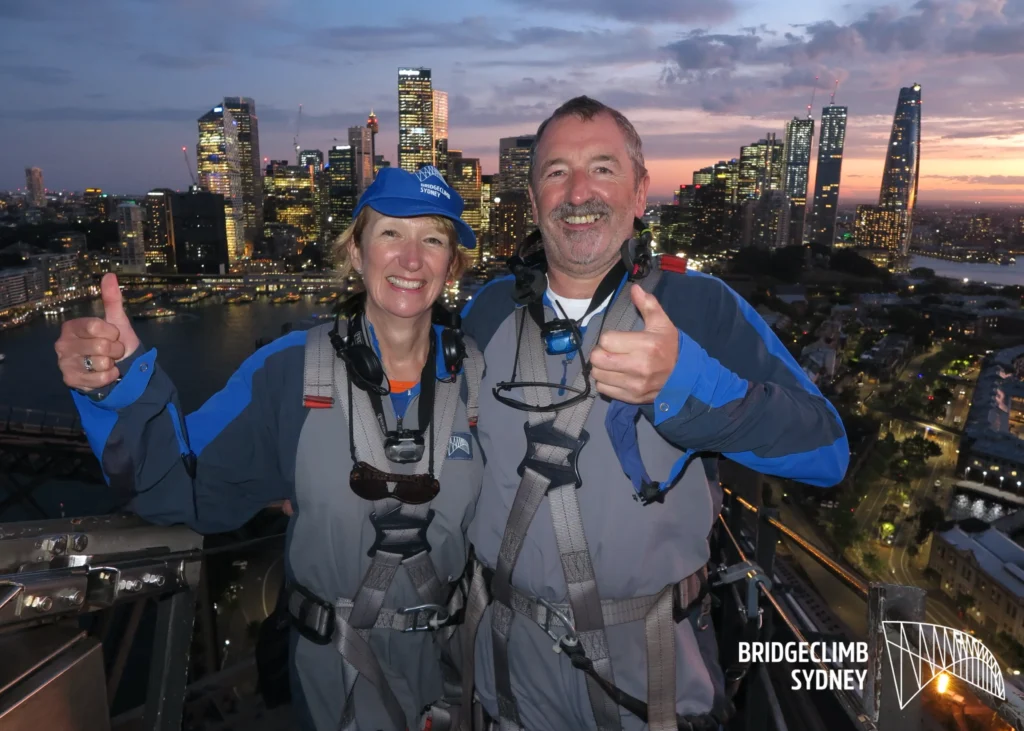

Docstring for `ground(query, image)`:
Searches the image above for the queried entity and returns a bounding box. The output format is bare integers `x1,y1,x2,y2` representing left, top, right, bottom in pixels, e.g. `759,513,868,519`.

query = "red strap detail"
659,255,687,274
468,417,478,428
303,395,333,409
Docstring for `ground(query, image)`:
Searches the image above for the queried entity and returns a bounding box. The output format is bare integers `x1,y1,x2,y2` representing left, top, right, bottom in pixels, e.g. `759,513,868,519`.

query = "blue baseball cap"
352,166,476,250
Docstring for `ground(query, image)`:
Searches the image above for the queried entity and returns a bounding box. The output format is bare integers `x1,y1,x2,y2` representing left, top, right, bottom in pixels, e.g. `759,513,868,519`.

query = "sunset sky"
1,0,1023,204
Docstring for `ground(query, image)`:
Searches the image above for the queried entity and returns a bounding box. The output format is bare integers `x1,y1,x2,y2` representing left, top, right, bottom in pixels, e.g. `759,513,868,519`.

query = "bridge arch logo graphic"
882,621,1005,708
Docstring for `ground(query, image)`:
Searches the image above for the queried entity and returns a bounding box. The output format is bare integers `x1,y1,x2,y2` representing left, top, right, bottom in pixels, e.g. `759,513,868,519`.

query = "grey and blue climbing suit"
70,319,486,731
456,258,849,731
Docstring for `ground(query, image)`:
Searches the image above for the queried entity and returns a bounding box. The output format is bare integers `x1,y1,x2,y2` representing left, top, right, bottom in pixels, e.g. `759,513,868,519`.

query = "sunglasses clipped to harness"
329,295,463,505
492,223,655,414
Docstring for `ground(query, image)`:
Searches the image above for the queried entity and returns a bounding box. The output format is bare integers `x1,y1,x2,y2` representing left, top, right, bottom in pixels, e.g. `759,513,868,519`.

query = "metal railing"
0,405,85,440
1,489,1018,731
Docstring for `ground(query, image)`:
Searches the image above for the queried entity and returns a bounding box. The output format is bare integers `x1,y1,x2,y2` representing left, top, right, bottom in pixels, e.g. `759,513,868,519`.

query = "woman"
55,166,484,731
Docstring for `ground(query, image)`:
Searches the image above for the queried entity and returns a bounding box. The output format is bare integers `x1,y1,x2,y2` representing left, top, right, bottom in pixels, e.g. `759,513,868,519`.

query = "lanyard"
366,332,437,438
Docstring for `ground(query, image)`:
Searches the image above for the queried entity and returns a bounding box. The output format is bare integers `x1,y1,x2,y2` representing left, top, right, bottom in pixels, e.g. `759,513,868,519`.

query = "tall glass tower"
197,105,244,263
809,104,847,247
398,68,434,172
878,83,922,254
222,97,262,253
782,117,815,245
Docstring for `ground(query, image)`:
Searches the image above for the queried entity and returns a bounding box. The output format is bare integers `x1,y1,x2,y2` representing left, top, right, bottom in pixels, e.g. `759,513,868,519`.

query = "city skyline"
1,0,1023,204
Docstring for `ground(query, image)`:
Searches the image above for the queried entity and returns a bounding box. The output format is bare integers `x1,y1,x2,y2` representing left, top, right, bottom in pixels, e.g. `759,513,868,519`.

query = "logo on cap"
416,166,451,201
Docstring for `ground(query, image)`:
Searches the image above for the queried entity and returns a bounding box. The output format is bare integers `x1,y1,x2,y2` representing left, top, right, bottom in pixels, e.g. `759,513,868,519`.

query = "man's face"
529,112,650,279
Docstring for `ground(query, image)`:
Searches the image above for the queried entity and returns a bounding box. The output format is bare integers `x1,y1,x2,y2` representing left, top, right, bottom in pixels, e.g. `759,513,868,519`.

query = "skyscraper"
398,68,434,172
222,97,263,252
24,167,45,207
737,135,783,200
782,117,815,245
300,149,324,172
348,126,374,194
878,83,922,254
446,151,482,242
326,145,358,248
367,110,379,174
498,136,535,193
116,202,146,274
433,89,449,175
197,105,245,263
145,189,175,270
809,104,848,247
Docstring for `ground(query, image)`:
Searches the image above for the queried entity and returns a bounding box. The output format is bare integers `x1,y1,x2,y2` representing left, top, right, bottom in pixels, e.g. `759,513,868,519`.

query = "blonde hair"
332,207,471,290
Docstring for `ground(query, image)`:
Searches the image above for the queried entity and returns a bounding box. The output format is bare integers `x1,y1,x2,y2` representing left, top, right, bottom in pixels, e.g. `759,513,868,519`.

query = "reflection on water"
950,490,1018,523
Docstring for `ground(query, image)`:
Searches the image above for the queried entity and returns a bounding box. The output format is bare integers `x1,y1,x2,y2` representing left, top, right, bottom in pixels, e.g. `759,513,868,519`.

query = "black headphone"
506,217,654,305
329,294,467,394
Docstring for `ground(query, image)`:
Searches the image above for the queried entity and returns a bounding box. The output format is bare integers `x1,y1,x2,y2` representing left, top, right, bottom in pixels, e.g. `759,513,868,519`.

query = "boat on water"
170,290,210,304
225,291,255,304
270,292,301,304
123,291,155,305
316,291,340,304
133,307,176,320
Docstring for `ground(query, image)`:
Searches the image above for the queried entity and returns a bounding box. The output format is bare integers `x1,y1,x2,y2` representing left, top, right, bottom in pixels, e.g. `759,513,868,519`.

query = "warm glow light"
936,672,950,694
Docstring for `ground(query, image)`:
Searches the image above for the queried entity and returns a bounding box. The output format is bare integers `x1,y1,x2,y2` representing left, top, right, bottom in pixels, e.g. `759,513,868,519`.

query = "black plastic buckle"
368,508,434,559
288,583,336,646
634,480,664,505
517,421,589,490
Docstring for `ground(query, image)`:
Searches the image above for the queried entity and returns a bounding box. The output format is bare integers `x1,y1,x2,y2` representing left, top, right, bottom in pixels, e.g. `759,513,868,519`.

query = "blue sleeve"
71,331,307,533
642,271,849,488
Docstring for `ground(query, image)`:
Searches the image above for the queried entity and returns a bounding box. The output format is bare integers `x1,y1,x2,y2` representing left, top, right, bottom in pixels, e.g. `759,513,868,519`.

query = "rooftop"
938,521,1024,600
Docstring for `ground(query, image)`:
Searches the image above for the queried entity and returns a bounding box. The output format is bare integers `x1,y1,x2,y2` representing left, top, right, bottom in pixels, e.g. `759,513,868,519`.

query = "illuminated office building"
326,145,358,249
348,126,374,193
116,202,146,274
145,189,175,269
498,136,534,193
300,150,324,172
197,105,245,263
877,83,922,255
433,90,449,175
809,104,847,247
265,165,319,244
222,97,263,251
446,151,482,246
398,68,434,172
367,110,379,173
738,135,783,200
24,167,45,207
782,117,815,245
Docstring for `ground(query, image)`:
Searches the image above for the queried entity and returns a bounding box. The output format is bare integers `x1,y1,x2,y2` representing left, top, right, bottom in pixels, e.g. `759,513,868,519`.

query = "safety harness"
457,252,736,731
289,320,484,731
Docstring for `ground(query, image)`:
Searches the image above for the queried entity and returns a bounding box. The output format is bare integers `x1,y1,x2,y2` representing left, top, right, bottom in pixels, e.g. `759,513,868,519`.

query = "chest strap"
473,267,662,731
298,322,470,731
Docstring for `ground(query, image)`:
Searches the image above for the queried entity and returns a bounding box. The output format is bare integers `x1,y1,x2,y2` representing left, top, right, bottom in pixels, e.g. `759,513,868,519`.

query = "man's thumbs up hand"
589,284,679,405
54,272,142,392
100,273,140,359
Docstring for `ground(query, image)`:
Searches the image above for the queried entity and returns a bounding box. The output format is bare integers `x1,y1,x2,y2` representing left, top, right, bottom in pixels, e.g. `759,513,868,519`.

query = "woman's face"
350,211,453,320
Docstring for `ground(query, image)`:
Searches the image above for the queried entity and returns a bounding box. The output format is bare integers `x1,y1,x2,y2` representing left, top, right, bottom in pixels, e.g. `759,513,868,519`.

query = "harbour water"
910,254,1024,287
0,295,331,414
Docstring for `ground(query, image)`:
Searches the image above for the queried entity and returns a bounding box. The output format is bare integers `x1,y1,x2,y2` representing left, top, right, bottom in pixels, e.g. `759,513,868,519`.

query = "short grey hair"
528,96,648,189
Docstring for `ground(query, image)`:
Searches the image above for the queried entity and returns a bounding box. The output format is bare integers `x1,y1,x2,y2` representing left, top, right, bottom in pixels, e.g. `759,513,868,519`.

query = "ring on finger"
83,356,94,372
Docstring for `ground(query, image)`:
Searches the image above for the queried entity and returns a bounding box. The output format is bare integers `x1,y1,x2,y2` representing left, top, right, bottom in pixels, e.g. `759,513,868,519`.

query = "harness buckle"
397,603,450,632
536,596,579,653
517,421,589,490
286,582,336,646
367,508,435,560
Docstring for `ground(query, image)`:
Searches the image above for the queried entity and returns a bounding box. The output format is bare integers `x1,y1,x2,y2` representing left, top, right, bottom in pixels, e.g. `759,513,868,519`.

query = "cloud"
502,0,735,24
934,175,1024,184
136,52,226,70
0,64,72,85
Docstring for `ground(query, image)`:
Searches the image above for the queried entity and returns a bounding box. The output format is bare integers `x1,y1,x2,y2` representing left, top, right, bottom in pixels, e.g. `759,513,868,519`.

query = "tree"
910,267,936,279
863,551,883,573
916,500,947,543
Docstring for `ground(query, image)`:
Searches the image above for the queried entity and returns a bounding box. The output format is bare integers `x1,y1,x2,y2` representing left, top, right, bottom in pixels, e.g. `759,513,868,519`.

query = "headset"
505,217,655,355
328,293,468,395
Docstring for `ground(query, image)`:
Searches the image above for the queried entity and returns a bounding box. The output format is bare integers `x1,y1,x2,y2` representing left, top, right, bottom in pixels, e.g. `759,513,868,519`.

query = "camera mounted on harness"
328,293,469,395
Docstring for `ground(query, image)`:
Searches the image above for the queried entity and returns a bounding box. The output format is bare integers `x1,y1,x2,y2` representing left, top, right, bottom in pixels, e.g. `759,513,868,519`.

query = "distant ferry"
123,291,155,305
170,290,210,304
316,291,340,304
225,291,254,304
271,292,301,304
1000,255,1016,266
133,307,176,320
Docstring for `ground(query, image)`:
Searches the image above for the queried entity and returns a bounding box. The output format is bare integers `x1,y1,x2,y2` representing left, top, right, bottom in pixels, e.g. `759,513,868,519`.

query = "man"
459,96,848,731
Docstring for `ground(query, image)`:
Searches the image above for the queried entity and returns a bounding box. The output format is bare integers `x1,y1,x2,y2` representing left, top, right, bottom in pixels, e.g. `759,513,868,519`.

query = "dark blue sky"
2,0,1023,202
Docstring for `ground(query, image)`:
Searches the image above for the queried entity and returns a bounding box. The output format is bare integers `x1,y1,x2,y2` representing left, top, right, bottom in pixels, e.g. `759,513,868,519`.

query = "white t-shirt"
546,284,613,327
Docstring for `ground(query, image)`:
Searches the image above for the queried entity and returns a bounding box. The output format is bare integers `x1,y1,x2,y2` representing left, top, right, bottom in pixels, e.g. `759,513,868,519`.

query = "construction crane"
830,78,840,106
806,75,820,119
181,146,197,186
293,104,303,166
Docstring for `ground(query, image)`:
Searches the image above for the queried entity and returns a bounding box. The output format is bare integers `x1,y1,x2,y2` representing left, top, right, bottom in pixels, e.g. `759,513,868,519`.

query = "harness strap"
488,268,663,731
297,322,471,730
463,339,484,427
